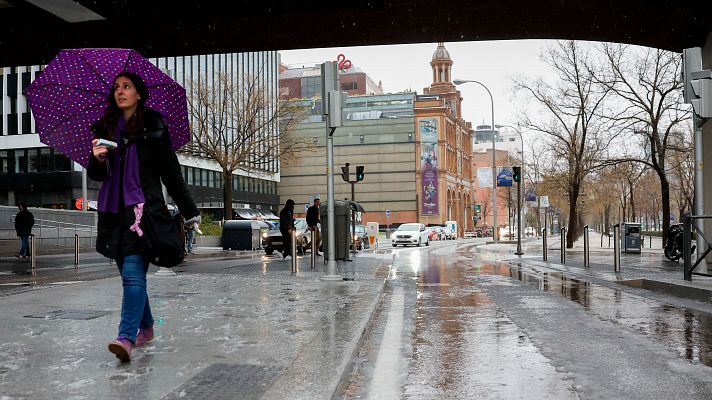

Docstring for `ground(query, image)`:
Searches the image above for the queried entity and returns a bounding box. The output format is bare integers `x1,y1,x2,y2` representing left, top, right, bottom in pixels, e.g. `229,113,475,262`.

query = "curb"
332,255,392,399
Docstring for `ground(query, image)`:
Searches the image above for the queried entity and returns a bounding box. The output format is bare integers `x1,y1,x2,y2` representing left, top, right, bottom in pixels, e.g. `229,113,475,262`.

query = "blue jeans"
186,229,195,253
19,236,30,257
116,254,154,343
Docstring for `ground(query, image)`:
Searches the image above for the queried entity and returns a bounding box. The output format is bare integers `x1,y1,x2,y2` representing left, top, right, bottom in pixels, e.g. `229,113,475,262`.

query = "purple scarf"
97,117,145,214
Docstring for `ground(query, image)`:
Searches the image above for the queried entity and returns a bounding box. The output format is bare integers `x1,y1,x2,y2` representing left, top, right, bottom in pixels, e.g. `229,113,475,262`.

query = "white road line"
369,285,405,399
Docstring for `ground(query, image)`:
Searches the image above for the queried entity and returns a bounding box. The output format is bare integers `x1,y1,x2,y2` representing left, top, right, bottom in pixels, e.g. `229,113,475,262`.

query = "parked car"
442,227,456,240
351,225,370,250
391,223,430,247
426,226,440,241
262,218,313,255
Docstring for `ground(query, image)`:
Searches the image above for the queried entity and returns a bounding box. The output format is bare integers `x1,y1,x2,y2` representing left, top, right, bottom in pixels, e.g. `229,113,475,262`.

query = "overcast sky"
280,39,555,132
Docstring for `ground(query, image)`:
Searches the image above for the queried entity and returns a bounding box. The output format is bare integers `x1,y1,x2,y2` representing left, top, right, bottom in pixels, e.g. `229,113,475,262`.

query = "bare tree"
186,72,311,219
667,124,694,221
513,41,613,248
595,43,690,243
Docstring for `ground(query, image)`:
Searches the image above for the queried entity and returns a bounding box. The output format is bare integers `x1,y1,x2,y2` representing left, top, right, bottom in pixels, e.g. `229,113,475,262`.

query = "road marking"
369,285,405,399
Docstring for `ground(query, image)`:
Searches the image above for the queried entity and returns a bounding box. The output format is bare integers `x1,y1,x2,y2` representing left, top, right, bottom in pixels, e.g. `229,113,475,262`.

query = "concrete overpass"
0,1,710,66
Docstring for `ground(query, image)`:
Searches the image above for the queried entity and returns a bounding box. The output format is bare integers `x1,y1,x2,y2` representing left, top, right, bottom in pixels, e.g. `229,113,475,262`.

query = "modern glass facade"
0,51,280,214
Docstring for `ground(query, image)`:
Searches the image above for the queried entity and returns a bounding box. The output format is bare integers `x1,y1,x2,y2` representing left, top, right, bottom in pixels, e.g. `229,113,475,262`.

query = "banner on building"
420,118,439,215
497,166,513,187
477,167,493,188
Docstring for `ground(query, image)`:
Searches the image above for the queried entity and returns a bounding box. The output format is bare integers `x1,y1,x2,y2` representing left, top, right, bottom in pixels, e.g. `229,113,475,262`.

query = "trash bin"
319,201,352,261
222,220,261,250
621,222,642,253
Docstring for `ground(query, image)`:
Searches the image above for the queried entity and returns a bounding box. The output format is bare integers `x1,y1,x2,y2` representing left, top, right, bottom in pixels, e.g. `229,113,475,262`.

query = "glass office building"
0,51,280,216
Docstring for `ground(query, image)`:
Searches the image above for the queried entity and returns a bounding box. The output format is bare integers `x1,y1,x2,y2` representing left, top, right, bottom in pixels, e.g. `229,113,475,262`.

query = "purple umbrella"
24,48,190,168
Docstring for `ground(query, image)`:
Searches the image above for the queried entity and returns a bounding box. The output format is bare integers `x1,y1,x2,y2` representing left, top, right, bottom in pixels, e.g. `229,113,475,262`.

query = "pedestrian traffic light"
356,165,365,182
341,163,350,182
513,166,521,183
475,204,481,214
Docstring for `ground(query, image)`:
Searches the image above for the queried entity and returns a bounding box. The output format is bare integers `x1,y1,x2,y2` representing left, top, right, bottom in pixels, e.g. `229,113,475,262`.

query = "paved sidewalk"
477,231,712,304
0,251,392,400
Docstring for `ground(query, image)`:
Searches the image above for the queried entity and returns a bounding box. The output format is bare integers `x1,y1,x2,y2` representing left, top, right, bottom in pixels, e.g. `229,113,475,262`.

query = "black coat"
14,210,34,237
87,109,198,260
279,206,294,235
306,205,319,227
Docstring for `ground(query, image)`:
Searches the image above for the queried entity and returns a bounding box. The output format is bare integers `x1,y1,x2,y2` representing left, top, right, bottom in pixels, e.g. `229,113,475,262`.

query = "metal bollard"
30,234,37,270
584,225,590,267
74,233,79,268
543,228,548,261
561,227,566,264
311,230,316,269
600,231,603,247
291,229,298,273
613,224,621,272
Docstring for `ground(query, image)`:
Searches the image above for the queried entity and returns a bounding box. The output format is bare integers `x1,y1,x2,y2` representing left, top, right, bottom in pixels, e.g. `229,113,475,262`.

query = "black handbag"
140,205,186,268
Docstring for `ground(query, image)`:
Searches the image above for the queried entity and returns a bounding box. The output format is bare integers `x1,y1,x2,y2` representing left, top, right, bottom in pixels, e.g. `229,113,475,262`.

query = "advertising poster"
420,119,439,215
497,166,513,187
477,167,493,188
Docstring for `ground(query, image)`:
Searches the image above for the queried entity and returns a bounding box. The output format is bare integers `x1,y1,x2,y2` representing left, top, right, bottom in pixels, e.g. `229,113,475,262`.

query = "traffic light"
341,163,350,182
475,204,481,214
513,166,521,183
356,165,365,182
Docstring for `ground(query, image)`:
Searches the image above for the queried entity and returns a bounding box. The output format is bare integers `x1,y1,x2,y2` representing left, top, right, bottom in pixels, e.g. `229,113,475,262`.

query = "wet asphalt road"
344,240,712,399
6,240,712,398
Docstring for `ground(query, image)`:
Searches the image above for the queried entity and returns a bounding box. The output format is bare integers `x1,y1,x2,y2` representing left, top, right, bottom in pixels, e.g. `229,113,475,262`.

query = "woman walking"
88,72,199,362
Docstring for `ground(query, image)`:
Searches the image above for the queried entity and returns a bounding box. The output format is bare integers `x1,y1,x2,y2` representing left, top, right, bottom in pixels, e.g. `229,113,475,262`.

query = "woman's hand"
91,139,108,162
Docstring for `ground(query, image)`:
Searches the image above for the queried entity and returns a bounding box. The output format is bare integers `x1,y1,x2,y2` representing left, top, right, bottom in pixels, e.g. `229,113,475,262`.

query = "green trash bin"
319,201,352,261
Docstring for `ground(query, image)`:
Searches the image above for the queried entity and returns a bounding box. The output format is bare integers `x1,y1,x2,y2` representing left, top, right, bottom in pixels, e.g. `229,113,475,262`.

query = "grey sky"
280,40,554,129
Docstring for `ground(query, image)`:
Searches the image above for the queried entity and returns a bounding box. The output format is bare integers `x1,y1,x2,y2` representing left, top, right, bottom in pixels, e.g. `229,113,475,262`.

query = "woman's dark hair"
95,72,149,143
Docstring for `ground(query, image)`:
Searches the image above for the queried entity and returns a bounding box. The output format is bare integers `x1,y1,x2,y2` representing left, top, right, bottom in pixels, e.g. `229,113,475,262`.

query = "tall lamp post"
454,79,497,241
496,124,524,255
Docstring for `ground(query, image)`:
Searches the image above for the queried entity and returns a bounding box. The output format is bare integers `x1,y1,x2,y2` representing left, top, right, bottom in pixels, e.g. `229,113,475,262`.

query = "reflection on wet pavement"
476,261,712,368
396,248,577,399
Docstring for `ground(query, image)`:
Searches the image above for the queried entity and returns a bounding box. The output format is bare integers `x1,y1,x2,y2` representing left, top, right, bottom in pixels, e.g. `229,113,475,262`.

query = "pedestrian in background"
88,72,200,362
306,198,322,256
14,203,34,259
185,218,202,255
279,199,295,259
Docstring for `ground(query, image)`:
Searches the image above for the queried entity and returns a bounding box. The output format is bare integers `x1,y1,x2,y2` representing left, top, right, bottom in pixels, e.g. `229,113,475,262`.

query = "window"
301,76,321,99
186,167,194,185
14,150,26,173
341,82,357,91
0,151,8,173
28,149,39,172
39,148,52,172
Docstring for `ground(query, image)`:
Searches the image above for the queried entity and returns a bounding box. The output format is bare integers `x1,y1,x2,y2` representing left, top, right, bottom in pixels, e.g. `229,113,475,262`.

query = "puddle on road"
473,262,712,368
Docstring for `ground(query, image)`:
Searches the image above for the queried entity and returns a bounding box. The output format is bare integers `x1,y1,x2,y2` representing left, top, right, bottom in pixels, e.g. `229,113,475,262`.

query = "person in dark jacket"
88,72,200,362
14,203,34,258
279,199,296,259
305,198,321,256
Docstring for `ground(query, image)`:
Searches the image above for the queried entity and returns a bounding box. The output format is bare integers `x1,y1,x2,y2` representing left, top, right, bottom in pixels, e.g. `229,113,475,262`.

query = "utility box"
319,201,352,261
621,222,642,253
366,222,379,246
222,220,261,250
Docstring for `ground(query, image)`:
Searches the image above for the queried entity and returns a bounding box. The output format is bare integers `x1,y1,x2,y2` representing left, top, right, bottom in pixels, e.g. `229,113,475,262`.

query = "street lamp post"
454,79,497,241
496,124,524,255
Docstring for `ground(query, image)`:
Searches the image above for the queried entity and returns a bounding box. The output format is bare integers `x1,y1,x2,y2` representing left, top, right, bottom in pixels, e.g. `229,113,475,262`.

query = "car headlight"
262,232,268,239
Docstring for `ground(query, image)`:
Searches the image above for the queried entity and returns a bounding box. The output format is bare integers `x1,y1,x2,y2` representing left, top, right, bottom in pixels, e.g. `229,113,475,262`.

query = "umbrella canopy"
24,48,190,168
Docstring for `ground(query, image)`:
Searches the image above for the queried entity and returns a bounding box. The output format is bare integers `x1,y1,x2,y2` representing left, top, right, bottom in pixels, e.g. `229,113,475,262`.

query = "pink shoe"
135,326,154,347
108,337,133,362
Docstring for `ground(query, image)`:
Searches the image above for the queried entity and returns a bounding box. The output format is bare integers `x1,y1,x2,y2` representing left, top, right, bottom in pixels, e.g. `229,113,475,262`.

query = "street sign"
473,216,481,220
496,166,513,187
539,196,550,208
305,204,309,212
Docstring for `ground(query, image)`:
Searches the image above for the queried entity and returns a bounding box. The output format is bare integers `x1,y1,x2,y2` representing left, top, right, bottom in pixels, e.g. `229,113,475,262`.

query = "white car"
391,223,430,247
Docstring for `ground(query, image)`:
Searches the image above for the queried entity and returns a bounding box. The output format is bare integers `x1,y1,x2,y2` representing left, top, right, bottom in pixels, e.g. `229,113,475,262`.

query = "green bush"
197,212,223,237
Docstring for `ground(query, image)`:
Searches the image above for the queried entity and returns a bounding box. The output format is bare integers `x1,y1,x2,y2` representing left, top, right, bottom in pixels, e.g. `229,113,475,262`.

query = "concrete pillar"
701,32,712,264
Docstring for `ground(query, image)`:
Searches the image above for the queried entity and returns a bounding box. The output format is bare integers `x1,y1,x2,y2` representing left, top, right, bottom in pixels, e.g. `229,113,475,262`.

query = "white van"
445,221,458,239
